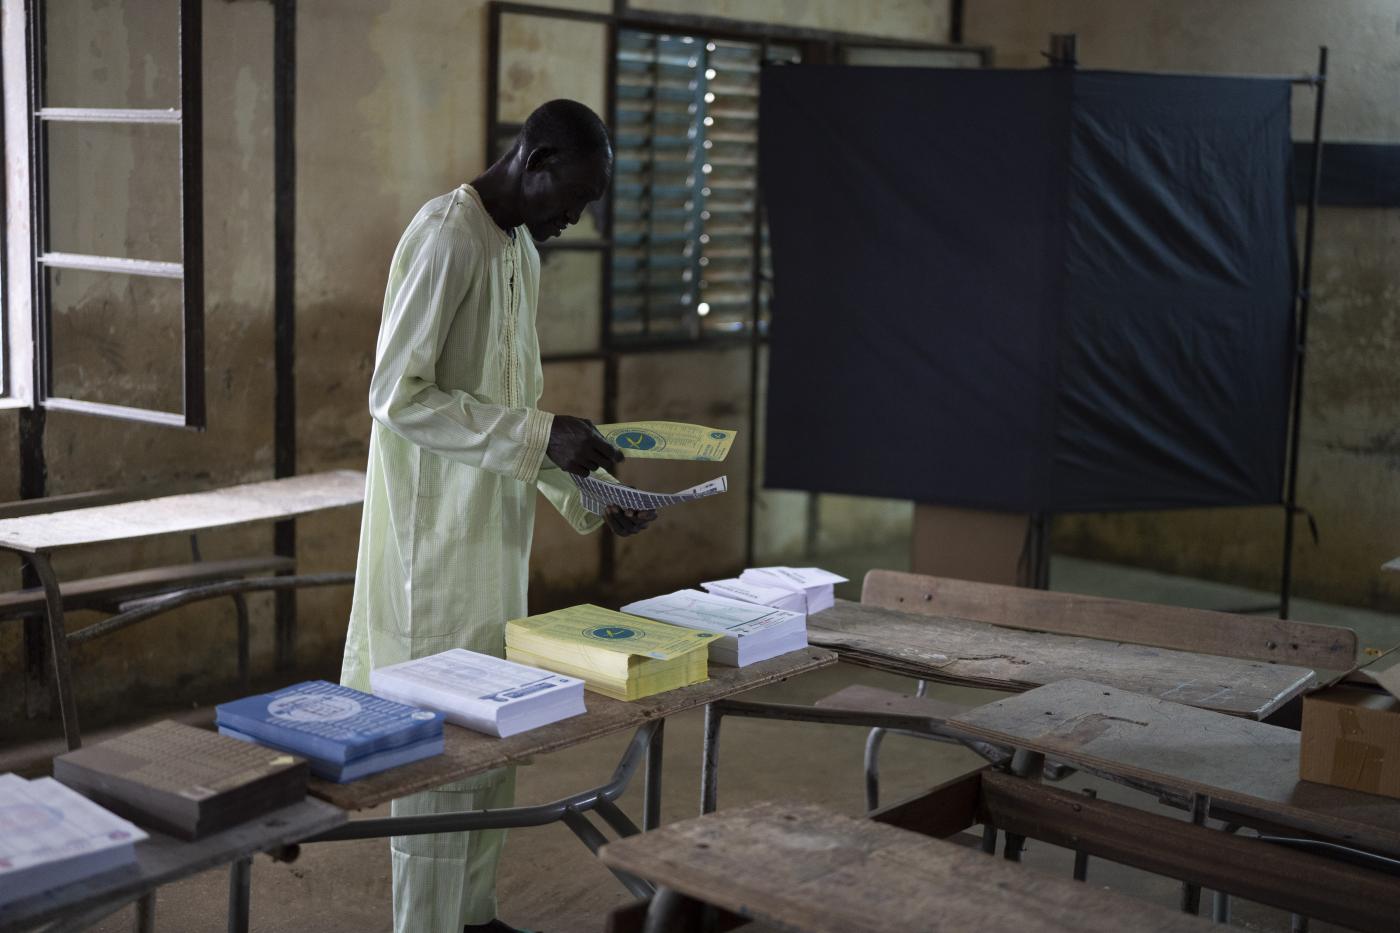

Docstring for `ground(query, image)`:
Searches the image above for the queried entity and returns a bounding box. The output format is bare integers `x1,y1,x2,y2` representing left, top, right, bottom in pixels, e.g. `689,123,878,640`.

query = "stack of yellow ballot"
506,605,720,701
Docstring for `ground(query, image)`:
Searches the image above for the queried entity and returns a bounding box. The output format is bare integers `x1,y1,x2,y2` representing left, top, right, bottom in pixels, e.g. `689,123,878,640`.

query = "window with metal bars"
0,0,205,427
611,30,798,345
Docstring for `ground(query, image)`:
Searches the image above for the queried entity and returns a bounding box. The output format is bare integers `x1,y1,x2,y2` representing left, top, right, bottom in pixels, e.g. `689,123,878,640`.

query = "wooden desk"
948,679,1400,859
312,647,837,810
808,600,1315,719
0,797,343,933
0,471,365,751
599,800,1212,933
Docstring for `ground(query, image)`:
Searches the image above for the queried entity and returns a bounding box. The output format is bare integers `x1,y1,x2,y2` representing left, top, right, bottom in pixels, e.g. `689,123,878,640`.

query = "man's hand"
547,415,623,476
604,505,657,537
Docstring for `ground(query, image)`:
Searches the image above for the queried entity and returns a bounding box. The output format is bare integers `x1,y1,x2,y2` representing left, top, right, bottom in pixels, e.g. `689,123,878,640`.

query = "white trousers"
390,767,516,933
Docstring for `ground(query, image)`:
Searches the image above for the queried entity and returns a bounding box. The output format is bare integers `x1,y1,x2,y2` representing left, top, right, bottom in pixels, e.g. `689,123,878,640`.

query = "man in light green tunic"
341,100,653,933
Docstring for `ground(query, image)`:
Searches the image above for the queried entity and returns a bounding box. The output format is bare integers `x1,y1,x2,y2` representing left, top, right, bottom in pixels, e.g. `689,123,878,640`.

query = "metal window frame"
487,0,989,569
27,0,205,430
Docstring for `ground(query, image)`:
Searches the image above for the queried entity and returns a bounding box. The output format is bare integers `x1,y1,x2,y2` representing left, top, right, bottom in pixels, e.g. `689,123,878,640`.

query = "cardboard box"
1299,647,1400,799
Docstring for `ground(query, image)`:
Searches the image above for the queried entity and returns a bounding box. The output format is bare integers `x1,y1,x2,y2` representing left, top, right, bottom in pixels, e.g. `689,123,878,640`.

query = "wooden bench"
0,471,365,749
947,679,1400,860
600,797,1215,933
605,767,1400,933
817,569,1353,807
862,569,1358,670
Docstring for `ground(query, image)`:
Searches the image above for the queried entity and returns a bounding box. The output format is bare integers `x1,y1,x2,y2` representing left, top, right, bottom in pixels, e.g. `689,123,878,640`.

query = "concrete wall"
0,0,946,734
965,0,1400,612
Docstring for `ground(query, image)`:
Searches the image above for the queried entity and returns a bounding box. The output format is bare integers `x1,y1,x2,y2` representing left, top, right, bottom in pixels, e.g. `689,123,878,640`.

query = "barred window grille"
612,30,798,344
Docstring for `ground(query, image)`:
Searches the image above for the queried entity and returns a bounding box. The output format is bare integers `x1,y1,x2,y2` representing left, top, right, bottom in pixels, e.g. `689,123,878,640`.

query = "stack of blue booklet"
215,681,445,783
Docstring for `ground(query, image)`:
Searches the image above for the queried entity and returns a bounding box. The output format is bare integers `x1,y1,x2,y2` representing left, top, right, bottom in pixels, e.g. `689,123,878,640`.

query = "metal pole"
644,716,664,830
700,703,722,814
1279,46,1327,621
1180,793,1209,914
863,727,886,811
1072,788,1097,881
134,892,156,933
227,857,251,933
273,0,298,668
29,552,80,749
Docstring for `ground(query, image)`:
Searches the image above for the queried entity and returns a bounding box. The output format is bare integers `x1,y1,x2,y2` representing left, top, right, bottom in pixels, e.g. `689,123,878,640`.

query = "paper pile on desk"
702,567,848,615
216,681,444,784
506,605,720,701
371,649,586,738
0,773,147,908
622,589,808,667
571,472,727,516
596,421,736,461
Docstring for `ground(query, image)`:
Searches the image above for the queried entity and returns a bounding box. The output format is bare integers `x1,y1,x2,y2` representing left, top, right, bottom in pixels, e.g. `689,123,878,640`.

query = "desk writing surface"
598,800,1212,933
0,797,343,931
949,679,1400,858
310,647,836,810
808,600,1314,719
0,471,365,554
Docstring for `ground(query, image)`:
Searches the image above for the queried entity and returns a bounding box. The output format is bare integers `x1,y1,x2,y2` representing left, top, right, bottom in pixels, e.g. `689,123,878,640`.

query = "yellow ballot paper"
506,604,719,701
596,421,736,462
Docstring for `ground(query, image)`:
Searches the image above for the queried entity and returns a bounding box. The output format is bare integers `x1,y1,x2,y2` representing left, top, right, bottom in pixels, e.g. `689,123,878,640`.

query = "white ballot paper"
0,773,147,908
740,566,849,614
370,648,586,738
570,473,728,516
701,577,807,614
622,589,808,667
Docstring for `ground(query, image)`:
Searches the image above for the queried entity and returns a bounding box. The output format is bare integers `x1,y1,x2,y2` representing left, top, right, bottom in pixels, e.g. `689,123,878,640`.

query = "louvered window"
611,30,798,344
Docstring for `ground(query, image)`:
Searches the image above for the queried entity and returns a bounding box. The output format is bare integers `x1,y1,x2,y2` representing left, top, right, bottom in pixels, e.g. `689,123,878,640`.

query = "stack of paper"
0,774,147,907
595,421,736,462
621,589,808,667
506,605,720,701
571,473,728,517
704,567,848,615
371,649,586,738
216,681,445,783
53,720,308,840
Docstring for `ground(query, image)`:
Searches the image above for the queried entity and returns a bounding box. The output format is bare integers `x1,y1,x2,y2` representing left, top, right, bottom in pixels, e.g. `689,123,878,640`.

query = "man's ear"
524,146,558,173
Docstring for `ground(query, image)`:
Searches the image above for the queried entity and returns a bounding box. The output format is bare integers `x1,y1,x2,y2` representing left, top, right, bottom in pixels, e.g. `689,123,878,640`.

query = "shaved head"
521,99,612,166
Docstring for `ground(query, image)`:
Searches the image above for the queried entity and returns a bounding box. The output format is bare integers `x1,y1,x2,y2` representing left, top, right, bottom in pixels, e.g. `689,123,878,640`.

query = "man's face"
521,149,611,241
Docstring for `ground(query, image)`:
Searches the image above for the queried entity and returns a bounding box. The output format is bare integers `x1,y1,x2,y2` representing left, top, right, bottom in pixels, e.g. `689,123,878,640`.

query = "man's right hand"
547,416,624,476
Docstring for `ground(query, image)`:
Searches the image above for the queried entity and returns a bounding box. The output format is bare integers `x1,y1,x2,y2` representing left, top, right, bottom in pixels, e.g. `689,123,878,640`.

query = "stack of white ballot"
370,649,586,738
0,773,147,908
701,566,848,615
621,589,808,667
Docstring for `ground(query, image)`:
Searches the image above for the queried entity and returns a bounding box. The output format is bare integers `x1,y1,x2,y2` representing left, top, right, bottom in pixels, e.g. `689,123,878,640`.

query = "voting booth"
758,66,1298,526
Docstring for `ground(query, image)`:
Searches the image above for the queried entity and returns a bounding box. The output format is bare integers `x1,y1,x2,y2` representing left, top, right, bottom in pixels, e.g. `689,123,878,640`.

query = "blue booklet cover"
219,726,444,783
215,680,444,765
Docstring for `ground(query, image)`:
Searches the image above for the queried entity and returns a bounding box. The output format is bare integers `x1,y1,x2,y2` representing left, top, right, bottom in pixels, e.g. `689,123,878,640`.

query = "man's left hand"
604,506,657,537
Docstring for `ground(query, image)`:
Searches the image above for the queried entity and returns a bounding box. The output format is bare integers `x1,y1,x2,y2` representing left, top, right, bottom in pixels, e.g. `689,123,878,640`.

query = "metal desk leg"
28,552,81,750
230,593,251,689
1180,794,1209,914
228,857,251,933
1073,789,1096,882
863,727,887,811
1212,891,1231,924
701,703,722,815
134,892,156,933
561,808,653,899
644,718,665,831
1002,750,1043,862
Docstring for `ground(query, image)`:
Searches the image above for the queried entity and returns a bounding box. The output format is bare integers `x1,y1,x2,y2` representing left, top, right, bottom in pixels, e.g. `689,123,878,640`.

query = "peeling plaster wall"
965,0,1400,611
1,0,946,733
